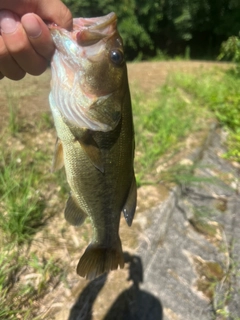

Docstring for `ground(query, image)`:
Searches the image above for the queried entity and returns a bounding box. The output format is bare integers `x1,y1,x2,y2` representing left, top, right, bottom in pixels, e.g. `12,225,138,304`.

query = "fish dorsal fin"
78,132,104,173
123,175,137,226
65,194,87,226
52,138,64,172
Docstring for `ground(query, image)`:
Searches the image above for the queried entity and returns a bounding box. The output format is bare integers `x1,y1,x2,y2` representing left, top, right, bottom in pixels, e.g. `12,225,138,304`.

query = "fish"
48,12,137,280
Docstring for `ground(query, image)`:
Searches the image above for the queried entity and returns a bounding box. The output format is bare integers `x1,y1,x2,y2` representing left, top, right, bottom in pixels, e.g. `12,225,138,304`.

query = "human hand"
0,0,72,80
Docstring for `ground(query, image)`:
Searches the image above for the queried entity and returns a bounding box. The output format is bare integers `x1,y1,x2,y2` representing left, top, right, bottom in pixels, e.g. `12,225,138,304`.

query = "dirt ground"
127,60,230,92
0,60,232,319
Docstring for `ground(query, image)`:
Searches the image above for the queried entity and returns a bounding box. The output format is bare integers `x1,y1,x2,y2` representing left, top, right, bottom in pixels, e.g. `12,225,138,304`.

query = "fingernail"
0,10,20,34
22,13,42,38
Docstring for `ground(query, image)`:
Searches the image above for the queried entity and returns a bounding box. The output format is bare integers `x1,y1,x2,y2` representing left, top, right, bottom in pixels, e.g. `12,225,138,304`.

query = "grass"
133,86,195,165
170,67,240,161
0,146,67,319
133,65,240,186
0,249,65,320
5,89,20,135
0,63,239,318
133,82,211,185
0,151,45,244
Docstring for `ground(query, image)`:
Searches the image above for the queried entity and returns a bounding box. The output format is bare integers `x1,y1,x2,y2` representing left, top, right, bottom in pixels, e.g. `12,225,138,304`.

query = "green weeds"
133,84,209,185
39,111,54,130
0,147,66,319
170,68,240,161
159,163,213,186
171,69,240,131
0,152,45,244
0,249,65,320
5,89,20,135
133,65,240,187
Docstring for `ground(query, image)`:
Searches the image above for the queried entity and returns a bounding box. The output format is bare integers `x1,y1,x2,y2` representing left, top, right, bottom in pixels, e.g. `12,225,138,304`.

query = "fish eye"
110,49,124,65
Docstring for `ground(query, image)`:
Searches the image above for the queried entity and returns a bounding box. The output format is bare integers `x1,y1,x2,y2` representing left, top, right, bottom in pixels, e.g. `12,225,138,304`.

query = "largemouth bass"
49,12,137,280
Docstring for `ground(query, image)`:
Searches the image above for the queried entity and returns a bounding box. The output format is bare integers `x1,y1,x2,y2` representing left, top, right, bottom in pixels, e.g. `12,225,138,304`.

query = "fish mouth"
49,12,117,48
73,12,117,31
74,12,117,46
49,12,117,37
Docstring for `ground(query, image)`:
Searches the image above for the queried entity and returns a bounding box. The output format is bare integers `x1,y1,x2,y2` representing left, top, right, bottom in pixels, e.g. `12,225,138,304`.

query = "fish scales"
49,12,137,279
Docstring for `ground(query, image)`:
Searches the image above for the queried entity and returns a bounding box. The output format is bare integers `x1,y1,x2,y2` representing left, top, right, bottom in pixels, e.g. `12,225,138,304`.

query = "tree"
62,0,240,60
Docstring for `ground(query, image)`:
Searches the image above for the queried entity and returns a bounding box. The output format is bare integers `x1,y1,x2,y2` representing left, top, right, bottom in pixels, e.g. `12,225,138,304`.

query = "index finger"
0,0,72,30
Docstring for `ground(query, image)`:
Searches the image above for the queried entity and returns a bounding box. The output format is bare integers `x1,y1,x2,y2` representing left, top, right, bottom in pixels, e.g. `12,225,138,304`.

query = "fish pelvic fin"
64,194,87,226
77,238,124,280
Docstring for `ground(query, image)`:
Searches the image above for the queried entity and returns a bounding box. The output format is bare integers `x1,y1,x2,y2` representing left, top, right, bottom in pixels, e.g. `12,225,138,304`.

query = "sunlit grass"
0,151,45,244
0,248,65,320
170,67,240,161
5,89,20,135
132,66,240,186
0,146,66,319
132,83,210,185
0,72,70,319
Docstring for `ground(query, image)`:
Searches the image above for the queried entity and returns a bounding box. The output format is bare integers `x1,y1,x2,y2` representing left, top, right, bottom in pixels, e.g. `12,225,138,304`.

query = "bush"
218,36,240,63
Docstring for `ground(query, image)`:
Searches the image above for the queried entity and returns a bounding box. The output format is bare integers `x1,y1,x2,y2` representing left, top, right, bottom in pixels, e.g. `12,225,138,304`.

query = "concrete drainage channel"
136,124,240,320
55,124,240,320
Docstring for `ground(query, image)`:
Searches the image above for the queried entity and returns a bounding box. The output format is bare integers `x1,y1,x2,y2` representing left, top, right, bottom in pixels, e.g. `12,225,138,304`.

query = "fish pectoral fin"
123,175,137,227
64,195,87,226
52,138,64,172
78,133,104,173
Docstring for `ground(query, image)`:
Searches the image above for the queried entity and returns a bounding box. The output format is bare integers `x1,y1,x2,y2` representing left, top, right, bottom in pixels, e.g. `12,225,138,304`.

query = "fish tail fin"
77,238,124,280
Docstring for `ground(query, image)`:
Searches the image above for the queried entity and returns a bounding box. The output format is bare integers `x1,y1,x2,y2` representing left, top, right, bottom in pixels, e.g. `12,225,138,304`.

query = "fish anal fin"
52,138,64,172
78,133,104,173
64,195,87,226
123,176,137,227
77,238,124,280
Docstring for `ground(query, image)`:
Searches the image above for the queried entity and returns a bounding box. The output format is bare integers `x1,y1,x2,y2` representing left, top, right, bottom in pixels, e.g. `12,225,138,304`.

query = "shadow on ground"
68,252,163,320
